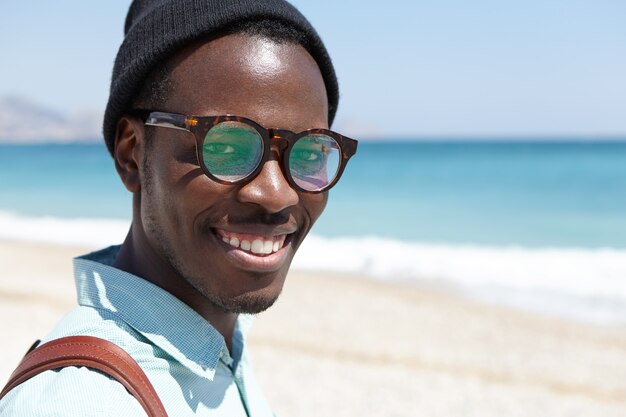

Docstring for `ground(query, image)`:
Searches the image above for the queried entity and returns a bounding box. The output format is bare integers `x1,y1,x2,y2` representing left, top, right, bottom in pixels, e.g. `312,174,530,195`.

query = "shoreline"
1,240,626,416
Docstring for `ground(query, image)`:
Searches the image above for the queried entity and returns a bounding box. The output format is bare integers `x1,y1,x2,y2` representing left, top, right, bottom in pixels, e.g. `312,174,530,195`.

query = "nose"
237,151,299,213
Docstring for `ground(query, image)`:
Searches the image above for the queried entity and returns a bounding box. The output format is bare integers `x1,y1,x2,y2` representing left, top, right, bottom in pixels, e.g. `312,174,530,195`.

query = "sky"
1,0,625,139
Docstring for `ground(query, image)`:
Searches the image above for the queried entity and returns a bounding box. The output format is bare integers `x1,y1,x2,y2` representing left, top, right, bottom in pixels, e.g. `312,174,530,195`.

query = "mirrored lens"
289,134,341,191
202,121,263,182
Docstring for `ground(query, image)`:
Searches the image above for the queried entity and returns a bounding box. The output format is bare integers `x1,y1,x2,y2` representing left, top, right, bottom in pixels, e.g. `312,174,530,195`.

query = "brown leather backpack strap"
0,336,168,417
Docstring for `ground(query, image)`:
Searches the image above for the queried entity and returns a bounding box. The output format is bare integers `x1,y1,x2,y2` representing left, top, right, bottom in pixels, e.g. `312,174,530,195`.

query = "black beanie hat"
103,0,339,155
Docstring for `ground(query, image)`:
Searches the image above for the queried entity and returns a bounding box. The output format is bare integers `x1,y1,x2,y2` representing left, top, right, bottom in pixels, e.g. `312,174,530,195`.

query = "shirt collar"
73,245,250,380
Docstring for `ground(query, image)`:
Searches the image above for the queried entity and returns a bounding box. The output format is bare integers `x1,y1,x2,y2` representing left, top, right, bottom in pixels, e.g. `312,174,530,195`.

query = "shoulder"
43,306,158,365
43,305,140,345
0,366,146,416
0,307,156,416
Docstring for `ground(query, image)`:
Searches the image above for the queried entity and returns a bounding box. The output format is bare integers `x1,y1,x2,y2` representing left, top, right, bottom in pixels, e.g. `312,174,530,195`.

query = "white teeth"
251,239,264,254
220,232,285,255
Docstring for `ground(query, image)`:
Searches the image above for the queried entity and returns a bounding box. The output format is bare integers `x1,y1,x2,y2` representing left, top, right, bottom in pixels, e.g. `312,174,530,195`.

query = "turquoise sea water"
0,141,624,248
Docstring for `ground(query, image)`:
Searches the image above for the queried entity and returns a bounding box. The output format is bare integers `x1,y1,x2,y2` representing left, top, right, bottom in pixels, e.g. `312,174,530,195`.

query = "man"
0,0,356,415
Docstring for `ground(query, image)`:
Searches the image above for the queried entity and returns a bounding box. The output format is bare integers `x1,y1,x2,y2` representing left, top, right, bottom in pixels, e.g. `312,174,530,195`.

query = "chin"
186,268,288,314
204,288,282,314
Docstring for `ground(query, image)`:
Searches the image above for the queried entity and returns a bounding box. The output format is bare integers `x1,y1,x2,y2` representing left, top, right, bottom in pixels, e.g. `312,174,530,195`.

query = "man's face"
137,34,329,313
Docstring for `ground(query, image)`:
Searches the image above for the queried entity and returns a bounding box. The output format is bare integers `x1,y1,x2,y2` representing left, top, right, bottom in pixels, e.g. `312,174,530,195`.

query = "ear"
114,116,144,193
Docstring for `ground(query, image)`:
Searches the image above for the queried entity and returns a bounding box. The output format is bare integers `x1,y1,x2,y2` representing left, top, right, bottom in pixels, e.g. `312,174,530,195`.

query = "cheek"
140,165,180,240
139,149,195,236
140,151,234,241
303,191,329,226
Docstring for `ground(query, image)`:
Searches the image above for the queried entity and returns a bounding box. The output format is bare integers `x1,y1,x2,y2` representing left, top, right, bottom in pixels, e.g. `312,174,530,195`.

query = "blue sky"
1,0,625,138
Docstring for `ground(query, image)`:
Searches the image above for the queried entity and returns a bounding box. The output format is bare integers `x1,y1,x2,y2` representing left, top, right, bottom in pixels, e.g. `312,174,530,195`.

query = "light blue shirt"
0,246,274,417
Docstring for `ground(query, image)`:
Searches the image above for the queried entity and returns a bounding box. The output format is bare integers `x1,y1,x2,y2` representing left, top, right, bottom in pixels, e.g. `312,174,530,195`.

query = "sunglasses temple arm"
145,112,194,131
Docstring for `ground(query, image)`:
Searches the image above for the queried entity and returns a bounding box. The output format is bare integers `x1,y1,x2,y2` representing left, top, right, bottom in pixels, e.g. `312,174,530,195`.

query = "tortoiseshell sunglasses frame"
133,110,358,193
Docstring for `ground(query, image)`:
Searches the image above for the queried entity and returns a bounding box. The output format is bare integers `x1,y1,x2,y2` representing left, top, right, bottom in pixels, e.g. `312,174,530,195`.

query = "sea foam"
0,210,129,247
294,235,626,325
2,211,625,325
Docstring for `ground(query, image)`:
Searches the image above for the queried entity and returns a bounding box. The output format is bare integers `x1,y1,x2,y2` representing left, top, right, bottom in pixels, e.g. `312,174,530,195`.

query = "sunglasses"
134,111,358,193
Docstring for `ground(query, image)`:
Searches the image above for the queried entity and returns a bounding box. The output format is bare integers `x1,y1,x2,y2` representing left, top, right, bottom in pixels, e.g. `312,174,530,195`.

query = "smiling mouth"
214,229,288,256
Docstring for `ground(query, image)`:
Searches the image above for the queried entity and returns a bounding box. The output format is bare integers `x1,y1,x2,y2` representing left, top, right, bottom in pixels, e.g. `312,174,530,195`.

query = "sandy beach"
1,240,625,416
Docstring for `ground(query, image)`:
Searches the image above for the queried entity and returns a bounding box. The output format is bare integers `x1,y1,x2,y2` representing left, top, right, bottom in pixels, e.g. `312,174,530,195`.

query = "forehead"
165,33,329,130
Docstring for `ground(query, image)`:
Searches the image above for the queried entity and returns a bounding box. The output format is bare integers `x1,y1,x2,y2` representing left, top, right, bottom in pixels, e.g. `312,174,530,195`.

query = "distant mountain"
0,96,102,143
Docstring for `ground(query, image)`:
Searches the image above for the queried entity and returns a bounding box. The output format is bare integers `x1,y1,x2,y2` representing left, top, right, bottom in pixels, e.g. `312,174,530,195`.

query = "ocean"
1,142,625,324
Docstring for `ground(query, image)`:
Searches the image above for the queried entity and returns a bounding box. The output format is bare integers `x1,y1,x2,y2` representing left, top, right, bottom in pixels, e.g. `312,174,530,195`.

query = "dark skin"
112,34,329,351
